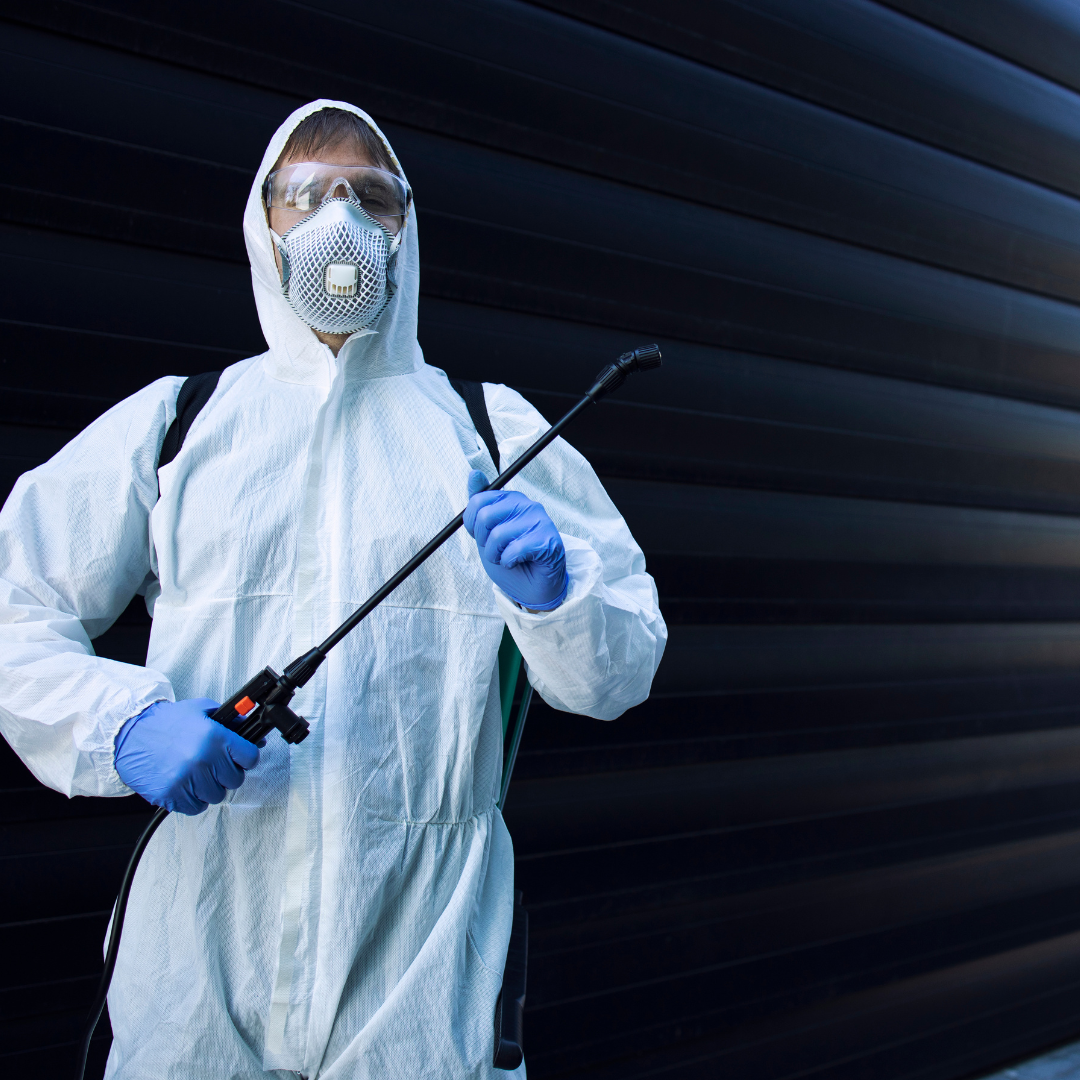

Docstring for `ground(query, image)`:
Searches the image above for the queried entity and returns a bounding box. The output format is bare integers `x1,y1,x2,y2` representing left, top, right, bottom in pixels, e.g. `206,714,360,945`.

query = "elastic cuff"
511,576,568,613
94,694,171,795
113,699,164,757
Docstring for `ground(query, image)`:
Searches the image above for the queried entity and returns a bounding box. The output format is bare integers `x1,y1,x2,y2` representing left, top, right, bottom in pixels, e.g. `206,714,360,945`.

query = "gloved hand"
464,470,568,611
114,698,259,815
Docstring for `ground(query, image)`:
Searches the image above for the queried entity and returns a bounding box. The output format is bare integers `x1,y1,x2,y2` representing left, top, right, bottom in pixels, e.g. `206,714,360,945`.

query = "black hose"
74,806,169,1080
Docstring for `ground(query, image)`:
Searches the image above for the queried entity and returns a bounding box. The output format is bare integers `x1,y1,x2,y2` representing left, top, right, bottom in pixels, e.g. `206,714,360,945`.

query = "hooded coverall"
0,100,667,1078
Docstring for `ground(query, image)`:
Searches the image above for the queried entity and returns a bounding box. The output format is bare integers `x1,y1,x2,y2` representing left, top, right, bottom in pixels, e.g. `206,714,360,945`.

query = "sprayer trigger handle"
212,667,281,733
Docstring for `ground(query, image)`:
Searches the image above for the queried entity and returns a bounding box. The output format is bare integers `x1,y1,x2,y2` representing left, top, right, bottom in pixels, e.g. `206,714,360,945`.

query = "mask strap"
268,227,290,290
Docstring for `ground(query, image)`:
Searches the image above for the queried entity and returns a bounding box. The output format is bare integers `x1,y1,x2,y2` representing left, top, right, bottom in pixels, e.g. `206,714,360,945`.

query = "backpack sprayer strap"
449,378,531,1070
158,370,221,484
450,377,501,472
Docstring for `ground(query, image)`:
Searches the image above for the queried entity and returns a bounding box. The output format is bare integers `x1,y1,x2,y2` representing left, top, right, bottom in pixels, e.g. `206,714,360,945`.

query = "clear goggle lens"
264,162,409,224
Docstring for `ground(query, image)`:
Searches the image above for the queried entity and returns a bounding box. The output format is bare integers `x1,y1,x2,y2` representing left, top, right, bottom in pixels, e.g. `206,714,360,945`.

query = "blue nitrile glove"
464,470,568,611
114,698,259,815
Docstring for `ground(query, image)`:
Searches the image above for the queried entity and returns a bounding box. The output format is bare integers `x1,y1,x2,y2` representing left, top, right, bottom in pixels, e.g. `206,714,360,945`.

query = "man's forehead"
275,135,379,172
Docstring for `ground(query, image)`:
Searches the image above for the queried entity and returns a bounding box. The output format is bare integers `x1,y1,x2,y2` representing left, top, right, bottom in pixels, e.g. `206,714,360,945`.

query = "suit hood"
243,99,422,385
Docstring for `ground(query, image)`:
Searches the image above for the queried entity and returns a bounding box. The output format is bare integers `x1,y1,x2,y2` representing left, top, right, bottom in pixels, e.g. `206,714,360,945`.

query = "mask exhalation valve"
326,263,358,296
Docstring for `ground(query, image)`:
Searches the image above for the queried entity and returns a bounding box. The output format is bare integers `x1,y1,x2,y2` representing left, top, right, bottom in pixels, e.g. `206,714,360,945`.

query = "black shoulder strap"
450,378,500,472
158,370,222,472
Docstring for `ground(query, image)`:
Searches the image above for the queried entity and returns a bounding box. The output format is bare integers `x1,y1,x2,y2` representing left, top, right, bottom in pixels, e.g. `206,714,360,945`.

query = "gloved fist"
114,698,260,815
464,470,568,611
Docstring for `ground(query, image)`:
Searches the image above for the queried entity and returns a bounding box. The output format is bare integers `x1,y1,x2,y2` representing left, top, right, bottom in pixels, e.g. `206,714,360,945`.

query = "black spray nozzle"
588,343,663,400
283,647,326,691
623,343,662,371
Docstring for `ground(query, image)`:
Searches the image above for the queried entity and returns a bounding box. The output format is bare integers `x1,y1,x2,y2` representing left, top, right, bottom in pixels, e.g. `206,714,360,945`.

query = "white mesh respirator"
266,163,408,335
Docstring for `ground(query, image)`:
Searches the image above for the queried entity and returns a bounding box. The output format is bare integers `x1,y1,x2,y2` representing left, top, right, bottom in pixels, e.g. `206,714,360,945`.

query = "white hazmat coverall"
0,100,666,1078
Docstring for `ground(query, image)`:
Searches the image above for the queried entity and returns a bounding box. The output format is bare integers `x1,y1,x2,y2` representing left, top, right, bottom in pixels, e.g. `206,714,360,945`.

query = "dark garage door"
4,2,1080,1077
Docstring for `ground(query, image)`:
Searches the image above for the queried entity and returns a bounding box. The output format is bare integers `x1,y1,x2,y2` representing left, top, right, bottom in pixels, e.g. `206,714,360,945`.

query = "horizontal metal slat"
608,479,1080,567
514,785,1080,917
513,675,1080,776
0,117,246,259
533,830,1080,955
0,842,148,923
506,727,1080,850
656,622,1080,696
649,558,1080,625
880,0,1080,95
0,911,109,988
0,19,287,166
531,0,1080,199
536,395,1080,516
0,223,261,354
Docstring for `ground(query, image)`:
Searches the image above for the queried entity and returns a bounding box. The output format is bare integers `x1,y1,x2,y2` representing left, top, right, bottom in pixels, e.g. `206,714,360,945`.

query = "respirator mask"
265,161,410,334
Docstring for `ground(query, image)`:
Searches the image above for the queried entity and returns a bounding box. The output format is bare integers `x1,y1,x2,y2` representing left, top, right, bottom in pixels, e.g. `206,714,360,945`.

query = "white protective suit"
0,101,666,1079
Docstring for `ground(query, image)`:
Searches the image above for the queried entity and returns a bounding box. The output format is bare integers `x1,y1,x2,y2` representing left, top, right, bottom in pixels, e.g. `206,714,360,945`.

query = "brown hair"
277,107,399,175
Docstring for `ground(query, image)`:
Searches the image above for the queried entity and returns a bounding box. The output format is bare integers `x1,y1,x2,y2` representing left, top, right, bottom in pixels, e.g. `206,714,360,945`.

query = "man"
0,100,665,1078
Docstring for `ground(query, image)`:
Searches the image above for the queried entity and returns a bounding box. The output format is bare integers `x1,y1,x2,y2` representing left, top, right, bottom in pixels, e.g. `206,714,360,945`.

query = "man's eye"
360,185,398,215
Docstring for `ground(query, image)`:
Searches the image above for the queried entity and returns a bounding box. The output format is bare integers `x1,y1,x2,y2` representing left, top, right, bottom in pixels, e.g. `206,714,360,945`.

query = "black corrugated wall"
4,2,1080,1077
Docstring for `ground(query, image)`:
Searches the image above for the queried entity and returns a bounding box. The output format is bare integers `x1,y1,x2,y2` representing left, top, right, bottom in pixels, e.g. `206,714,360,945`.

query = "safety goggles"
264,162,410,227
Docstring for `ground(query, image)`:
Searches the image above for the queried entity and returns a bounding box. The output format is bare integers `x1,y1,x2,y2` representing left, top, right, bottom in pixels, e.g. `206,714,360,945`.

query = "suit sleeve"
0,378,183,797
483,382,667,721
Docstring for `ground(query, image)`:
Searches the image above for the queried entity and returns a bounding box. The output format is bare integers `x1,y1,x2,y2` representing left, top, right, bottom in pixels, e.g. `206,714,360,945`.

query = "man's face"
267,139,404,255
264,136,408,349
